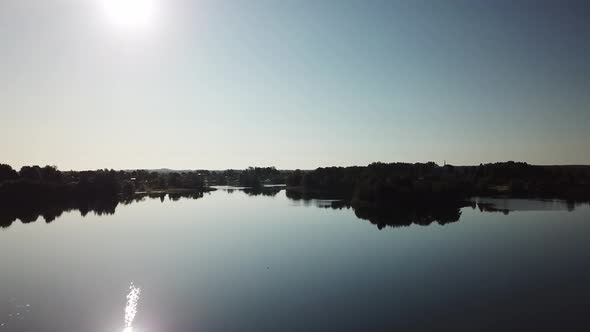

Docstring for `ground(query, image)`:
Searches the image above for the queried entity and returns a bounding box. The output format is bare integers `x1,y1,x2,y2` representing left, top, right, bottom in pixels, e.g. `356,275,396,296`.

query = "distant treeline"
286,162,590,204
3,161,590,230
0,164,288,205
2,161,590,211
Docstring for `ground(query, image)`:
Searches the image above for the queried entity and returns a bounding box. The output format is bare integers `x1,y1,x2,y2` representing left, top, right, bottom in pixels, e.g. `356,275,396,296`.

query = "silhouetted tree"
0,164,18,182
286,169,304,186
19,165,42,181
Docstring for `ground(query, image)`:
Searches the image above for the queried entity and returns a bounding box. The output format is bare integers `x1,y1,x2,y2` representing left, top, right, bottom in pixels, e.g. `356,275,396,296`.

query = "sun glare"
123,283,141,332
102,0,155,29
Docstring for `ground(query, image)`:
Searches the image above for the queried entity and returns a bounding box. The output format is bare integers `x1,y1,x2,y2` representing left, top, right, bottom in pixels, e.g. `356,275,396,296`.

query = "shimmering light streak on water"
124,283,141,331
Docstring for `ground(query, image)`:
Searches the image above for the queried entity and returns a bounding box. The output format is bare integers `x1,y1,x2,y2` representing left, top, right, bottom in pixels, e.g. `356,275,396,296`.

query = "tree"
0,164,18,182
286,169,304,186
40,165,62,183
19,166,42,181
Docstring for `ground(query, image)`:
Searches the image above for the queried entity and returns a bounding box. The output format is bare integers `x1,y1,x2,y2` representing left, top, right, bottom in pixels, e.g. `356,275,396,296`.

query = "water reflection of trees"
0,198,119,228
285,189,351,201
4,187,586,231
286,189,590,229
472,198,582,214
168,191,205,201
286,189,467,230
353,203,463,229
475,202,510,215
242,186,283,197
0,192,206,229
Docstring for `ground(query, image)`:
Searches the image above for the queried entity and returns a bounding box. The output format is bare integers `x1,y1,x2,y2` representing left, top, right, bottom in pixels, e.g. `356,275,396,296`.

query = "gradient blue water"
1,190,589,331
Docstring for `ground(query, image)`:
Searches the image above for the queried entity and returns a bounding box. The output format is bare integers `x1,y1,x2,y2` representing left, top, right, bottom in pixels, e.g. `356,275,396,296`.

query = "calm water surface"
1,189,589,331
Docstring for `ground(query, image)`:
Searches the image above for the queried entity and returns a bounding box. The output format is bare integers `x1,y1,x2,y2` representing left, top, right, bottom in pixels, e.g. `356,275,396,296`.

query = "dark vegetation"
3,161,590,206
286,161,590,204
242,185,284,197
0,164,287,202
0,189,208,229
2,161,590,230
0,164,286,228
285,161,590,229
285,187,467,230
0,164,211,202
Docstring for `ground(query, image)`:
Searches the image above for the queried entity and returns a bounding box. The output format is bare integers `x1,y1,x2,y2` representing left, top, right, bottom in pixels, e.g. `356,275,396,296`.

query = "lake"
1,188,589,331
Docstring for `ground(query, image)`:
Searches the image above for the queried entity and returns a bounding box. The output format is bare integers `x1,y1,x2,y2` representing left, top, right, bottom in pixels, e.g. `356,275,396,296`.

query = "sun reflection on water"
124,282,141,332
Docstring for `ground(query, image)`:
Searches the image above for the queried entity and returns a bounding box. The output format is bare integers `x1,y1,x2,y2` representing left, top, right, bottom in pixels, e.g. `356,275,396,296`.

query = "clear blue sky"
1,0,589,170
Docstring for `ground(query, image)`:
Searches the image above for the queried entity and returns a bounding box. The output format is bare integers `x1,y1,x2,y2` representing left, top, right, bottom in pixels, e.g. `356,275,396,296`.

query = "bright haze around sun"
100,0,157,30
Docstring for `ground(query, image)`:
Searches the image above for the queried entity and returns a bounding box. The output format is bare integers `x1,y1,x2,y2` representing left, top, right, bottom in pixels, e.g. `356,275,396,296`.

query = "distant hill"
122,168,194,174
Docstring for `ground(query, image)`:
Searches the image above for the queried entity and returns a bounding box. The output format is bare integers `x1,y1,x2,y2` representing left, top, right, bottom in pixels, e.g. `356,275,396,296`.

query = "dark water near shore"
1,188,589,331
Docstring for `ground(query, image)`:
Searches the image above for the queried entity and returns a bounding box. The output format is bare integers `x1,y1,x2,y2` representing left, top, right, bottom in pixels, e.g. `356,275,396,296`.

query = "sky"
1,0,589,170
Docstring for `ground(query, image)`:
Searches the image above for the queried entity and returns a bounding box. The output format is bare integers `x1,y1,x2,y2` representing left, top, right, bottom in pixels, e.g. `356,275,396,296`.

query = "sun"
101,0,156,29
